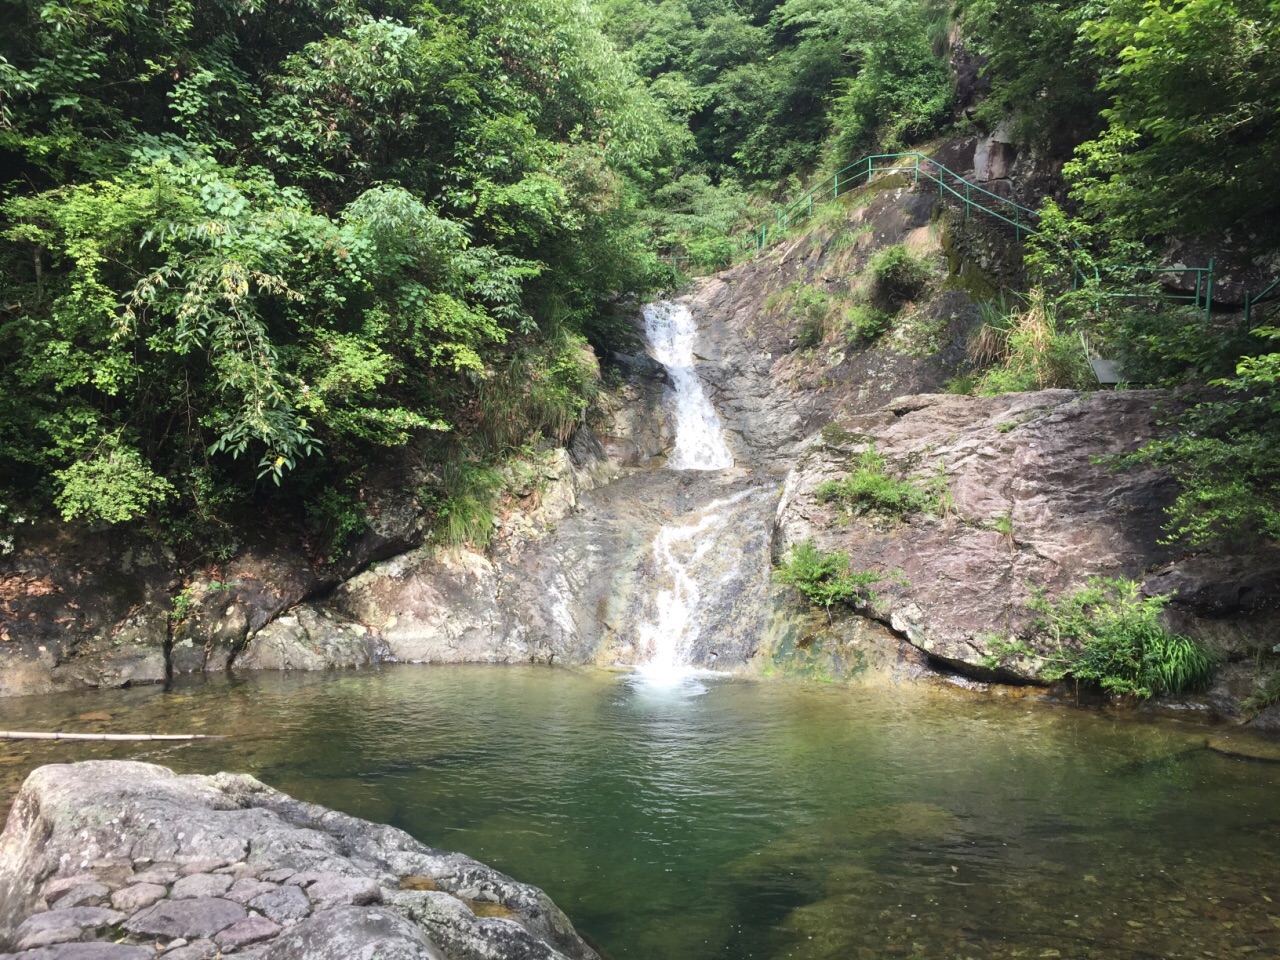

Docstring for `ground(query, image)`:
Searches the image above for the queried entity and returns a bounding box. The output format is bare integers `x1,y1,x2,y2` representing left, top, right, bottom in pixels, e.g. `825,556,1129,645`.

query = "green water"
1,666,1278,959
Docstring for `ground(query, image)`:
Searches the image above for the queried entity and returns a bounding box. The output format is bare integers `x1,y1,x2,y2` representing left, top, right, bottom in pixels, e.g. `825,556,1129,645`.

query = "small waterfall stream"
635,301,746,680
643,302,734,470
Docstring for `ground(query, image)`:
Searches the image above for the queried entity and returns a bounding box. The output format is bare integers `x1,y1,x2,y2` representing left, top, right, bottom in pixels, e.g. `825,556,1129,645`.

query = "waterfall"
633,302,744,681
635,490,755,681
643,302,734,470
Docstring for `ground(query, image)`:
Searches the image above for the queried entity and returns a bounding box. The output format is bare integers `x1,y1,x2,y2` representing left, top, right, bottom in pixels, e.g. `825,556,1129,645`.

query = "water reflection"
0,666,1276,960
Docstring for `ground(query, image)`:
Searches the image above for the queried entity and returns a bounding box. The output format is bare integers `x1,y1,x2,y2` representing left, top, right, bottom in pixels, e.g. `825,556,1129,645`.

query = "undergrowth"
1030,577,1215,698
816,444,949,519
774,540,883,612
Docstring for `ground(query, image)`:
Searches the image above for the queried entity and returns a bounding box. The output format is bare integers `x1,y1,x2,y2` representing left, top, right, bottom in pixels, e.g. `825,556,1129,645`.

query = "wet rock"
170,873,234,899
1248,704,1280,737
235,608,383,673
0,762,599,960
123,898,247,939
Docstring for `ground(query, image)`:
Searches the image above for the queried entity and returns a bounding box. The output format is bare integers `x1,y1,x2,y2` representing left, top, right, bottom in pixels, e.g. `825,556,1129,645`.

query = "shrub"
816,444,944,518
54,446,176,524
870,244,932,307
1243,670,1280,716
774,540,882,611
844,303,892,344
1032,577,1215,698
971,290,1093,394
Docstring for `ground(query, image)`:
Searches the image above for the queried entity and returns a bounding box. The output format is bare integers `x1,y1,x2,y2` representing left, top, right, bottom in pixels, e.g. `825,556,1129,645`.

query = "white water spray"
643,302,734,470
634,489,754,683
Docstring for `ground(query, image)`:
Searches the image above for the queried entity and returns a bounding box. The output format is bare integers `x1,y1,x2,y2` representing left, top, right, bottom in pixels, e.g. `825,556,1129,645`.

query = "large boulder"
0,762,599,960
775,390,1280,681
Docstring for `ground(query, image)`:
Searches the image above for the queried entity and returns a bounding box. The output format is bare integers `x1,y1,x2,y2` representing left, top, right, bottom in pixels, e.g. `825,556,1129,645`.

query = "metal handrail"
734,151,1260,323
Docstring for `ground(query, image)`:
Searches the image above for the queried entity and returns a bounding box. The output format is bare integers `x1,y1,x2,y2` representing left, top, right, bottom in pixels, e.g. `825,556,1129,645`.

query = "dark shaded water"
1,666,1277,959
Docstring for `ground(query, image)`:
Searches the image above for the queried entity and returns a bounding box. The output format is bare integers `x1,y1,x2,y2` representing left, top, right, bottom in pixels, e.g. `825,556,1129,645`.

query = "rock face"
774,390,1280,681
0,761,599,960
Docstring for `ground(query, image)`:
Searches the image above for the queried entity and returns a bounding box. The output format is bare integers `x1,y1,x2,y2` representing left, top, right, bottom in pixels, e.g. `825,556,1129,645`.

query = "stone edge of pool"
0,760,600,960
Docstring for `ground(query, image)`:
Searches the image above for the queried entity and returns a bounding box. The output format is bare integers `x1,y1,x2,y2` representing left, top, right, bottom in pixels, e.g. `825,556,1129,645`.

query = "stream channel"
1,303,1278,959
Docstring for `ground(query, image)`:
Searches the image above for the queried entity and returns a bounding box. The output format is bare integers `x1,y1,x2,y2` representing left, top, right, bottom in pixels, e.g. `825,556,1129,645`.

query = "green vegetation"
816,444,946,518
1243,671,1280,717
962,292,1092,395
0,0,668,551
774,540,883,610
2,0,1280,568
870,243,932,308
1032,578,1216,699
843,303,892,344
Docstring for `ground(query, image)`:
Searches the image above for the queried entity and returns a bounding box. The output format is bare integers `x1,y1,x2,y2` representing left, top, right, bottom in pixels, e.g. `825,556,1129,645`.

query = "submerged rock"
0,761,599,960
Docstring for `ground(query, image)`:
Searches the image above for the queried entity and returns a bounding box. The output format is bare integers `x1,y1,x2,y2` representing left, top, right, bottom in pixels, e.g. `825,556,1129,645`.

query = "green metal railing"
743,152,1037,255
1245,276,1280,326
732,150,1280,327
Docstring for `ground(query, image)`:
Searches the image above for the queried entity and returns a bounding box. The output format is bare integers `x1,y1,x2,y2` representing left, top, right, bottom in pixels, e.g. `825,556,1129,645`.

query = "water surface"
1,666,1277,959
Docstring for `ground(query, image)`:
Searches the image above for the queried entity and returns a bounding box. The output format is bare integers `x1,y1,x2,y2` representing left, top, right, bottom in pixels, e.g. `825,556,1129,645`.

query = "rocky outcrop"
0,761,599,960
0,432,623,698
261,469,786,671
774,390,1280,682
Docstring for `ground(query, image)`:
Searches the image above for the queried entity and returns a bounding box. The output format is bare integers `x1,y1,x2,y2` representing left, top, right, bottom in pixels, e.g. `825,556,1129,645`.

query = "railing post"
833,170,839,199
1205,258,1214,322
965,182,971,221
1015,208,1021,242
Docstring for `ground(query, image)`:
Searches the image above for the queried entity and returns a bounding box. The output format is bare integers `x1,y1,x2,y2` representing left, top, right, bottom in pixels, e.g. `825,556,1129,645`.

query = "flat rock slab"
0,761,599,960
110,883,167,913
1,946,154,960
215,915,282,948
123,897,246,939
261,906,443,960
249,885,311,922
170,873,234,900
15,908,125,950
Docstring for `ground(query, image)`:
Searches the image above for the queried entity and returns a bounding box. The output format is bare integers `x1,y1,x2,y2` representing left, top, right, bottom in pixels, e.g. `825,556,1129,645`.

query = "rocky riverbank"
0,761,600,960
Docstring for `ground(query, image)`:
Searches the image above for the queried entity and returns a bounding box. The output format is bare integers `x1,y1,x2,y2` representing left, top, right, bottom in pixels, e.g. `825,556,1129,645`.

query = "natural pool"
1,666,1277,959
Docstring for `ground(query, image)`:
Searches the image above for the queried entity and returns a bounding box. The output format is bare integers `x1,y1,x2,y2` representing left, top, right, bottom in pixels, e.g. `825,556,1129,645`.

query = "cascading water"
634,302,745,682
642,301,734,470
634,490,755,681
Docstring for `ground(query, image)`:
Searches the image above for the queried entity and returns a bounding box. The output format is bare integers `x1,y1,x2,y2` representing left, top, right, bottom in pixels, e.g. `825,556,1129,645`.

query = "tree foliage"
0,0,667,538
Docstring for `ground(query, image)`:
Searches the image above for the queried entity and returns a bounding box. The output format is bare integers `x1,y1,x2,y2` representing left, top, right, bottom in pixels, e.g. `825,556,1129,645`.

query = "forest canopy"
3,0,1279,554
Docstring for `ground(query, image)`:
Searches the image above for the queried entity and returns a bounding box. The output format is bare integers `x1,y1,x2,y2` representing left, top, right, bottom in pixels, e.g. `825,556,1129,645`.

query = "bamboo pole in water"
0,732,223,742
